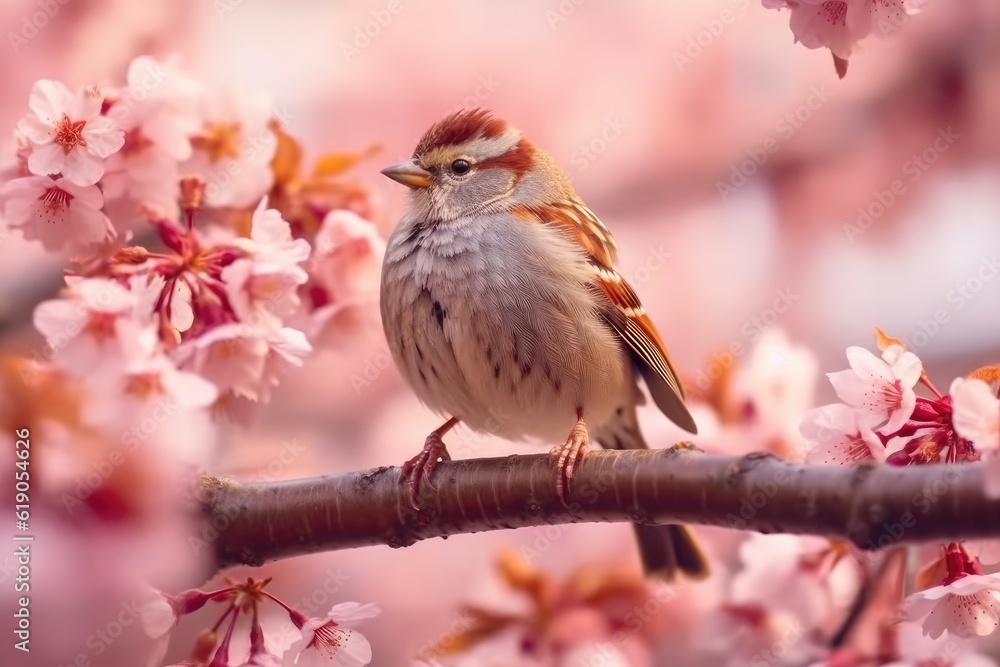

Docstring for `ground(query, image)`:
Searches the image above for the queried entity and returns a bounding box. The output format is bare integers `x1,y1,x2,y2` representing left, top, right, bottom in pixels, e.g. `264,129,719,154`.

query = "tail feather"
632,524,710,581
595,393,709,582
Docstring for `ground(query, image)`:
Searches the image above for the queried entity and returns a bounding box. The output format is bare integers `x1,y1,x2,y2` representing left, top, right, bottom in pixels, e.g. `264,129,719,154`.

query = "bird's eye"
450,159,471,175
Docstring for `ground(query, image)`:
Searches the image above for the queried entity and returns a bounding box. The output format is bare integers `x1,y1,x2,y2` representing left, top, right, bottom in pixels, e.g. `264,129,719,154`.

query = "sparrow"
379,108,708,581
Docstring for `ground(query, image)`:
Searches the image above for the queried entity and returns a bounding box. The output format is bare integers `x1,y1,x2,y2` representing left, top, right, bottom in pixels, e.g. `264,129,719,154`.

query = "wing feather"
513,200,697,434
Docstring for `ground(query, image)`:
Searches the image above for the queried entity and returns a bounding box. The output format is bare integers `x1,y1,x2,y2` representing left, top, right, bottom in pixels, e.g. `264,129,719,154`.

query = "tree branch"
199,447,997,572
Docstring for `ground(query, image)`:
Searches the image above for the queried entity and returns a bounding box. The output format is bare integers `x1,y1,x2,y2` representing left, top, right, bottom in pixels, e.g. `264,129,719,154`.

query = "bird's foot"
401,425,454,510
549,411,590,507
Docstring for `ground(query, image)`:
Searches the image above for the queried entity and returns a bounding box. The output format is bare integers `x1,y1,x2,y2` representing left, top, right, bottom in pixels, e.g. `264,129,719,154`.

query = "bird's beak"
380,160,433,189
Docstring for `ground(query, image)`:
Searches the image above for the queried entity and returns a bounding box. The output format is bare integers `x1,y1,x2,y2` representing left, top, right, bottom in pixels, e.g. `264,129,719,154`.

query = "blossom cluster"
140,577,379,667
797,329,1000,663
0,57,385,667
420,328,1000,667
762,0,926,73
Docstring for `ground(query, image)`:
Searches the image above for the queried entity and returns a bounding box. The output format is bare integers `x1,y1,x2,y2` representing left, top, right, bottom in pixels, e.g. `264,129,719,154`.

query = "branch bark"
199,447,997,571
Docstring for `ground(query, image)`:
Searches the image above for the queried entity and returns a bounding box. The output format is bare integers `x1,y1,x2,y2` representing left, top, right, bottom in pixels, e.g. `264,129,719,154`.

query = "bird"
378,108,708,581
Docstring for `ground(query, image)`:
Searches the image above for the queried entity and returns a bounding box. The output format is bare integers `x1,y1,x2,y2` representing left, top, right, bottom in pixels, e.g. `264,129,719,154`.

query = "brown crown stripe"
413,108,509,157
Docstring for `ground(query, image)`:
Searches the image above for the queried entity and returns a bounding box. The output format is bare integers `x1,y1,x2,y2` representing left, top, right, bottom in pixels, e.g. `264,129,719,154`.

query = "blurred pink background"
2,1,1000,665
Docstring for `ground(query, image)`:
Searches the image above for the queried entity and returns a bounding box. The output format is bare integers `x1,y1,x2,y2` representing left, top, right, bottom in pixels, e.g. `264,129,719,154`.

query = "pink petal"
170,281,194,333
61,149,105,187
269,328,311,366
161,370,218,410
827,370,878,419
27,143,67,176
138,590,176,639
845,346,892,384
3,196,37,227
68,89,103,121
844,0,875,37
952,378,1000,451
56,178,104,209
888,349,923,389
942,591,1000,639
33,298,85,343
71,204,115,246
327,602,380,624
17,113,54,145
251,199,292,245
82,117,126,158
0,176,48,200
800,403,857,441
144,110,193,160
27,79,75,125
881,387,916,434
326,627,371,667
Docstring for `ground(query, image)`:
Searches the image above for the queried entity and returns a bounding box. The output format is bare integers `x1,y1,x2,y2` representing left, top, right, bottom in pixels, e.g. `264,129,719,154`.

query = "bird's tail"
594,398,710,582
631,523,710,581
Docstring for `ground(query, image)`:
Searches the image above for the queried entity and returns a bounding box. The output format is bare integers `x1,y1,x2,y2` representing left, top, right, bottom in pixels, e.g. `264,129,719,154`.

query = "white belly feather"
380,211,632,443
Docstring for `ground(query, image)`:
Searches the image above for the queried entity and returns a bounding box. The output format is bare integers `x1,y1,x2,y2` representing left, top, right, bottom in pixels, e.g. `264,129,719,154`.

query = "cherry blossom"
17,79,124,186
81,323,218,455
0,175,113,251
284,602,380,667
560,643,632,667
32,276,147,375
800,403,886,465
224,198,310,332
183,83,277,208
306,209,386,346
732,534,858,625
906,543,1000,640
705,605,816,667
730,329,818,448
762,0,925,60
880,621,998,667
906,573,1000,639
950,377,1000,496
951,378,1000,453
705,534,858,667
828,345,922,434
174,322,311,403
138,584,218,667
103,56,199,217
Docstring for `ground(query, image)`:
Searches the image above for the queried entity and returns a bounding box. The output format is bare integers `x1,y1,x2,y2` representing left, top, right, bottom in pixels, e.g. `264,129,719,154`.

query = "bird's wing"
512,199,697,434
